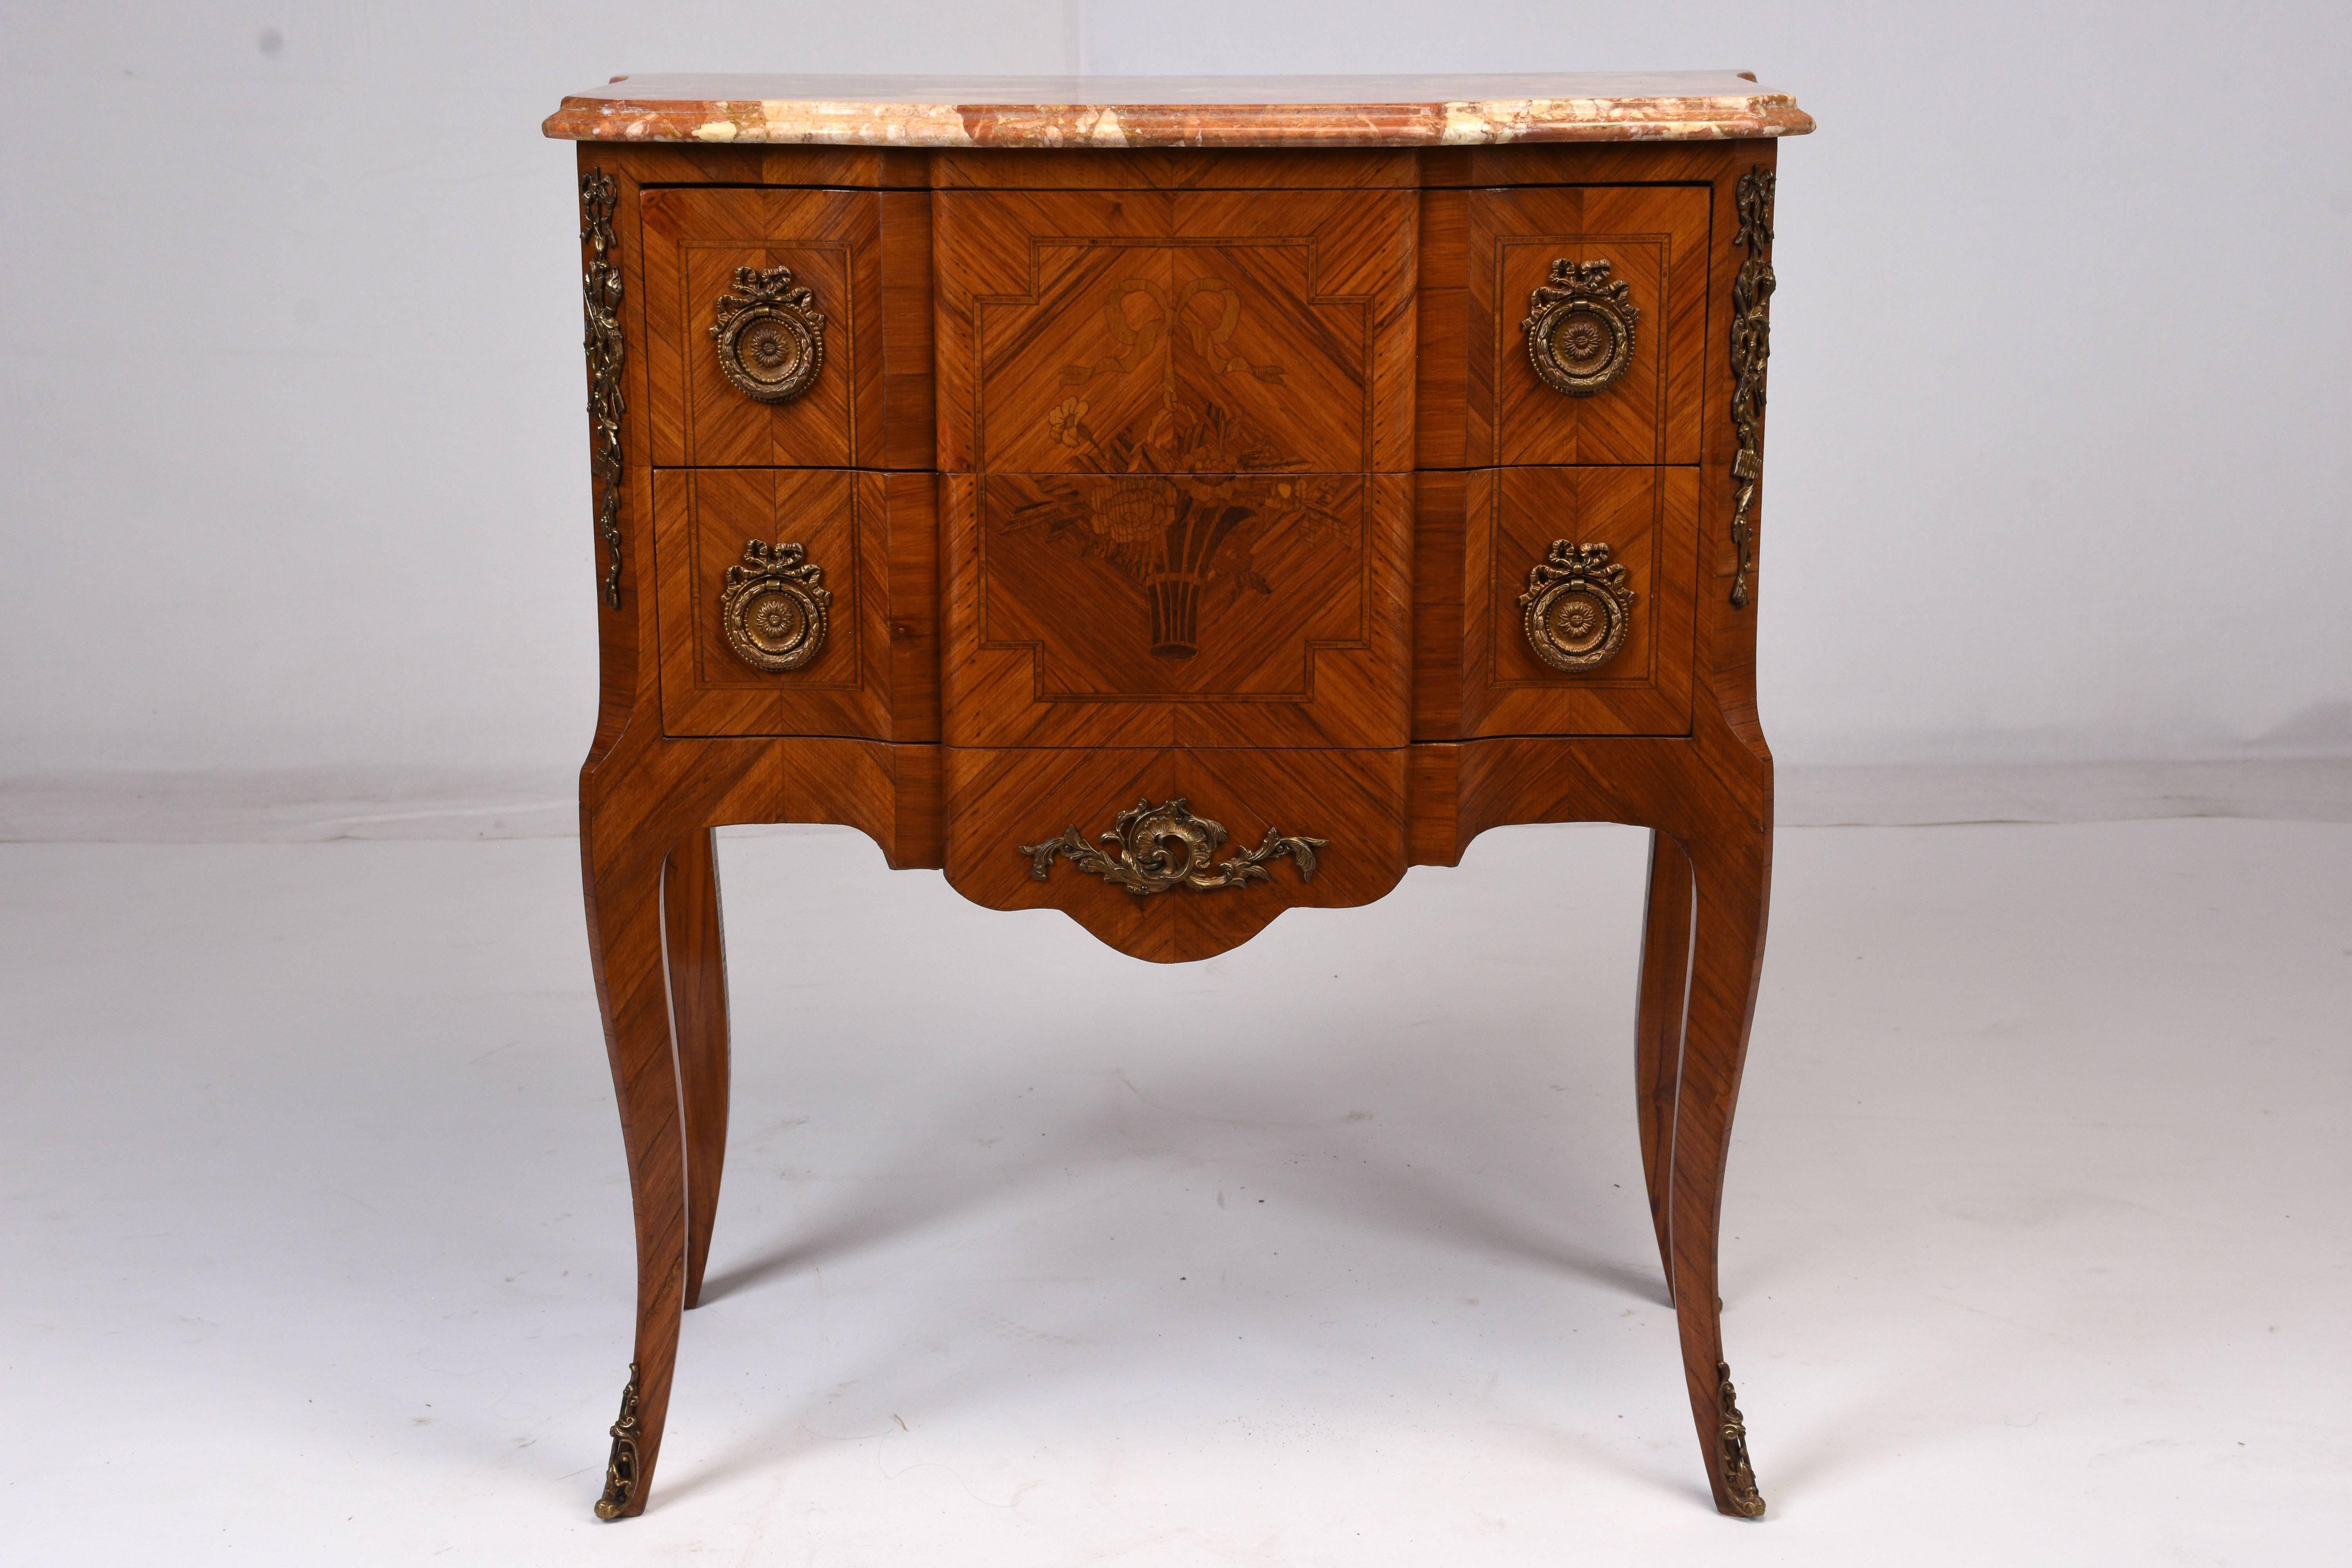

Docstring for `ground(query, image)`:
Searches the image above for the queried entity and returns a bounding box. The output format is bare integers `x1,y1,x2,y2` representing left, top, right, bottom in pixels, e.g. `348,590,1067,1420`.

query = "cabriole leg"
1633,829,1695,1298
664,828,732,1309
583,848,690,1520
1665,824,1773,1518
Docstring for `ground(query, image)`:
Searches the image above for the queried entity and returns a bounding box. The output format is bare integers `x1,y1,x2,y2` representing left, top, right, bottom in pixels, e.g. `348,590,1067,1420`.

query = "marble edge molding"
541,93,1815,147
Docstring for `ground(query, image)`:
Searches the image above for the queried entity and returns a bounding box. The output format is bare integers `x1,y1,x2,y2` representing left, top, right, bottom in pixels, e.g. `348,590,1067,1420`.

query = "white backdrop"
2,1,2347,778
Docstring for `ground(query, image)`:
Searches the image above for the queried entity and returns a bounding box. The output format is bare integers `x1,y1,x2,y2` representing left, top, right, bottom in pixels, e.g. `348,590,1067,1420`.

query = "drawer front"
942,472,1412,749
652,468,937,740
1445,185,1711,467
935,187,1416,474
1457,466,1699,737
641,187,916,468
943,745,1406,963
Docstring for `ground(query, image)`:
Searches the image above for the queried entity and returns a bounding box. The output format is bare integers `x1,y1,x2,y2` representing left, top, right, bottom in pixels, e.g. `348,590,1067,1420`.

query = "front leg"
1633,829,1695,1299
583,846,690,1519
1665,822,1773,1518
664,828,732,1309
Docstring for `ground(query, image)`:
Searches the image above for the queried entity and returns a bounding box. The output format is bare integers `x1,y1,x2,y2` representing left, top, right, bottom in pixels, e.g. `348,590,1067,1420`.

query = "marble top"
542,73,1813,148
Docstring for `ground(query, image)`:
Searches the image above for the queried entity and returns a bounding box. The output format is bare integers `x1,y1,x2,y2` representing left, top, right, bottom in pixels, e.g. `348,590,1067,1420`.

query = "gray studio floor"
5,813,2348,1564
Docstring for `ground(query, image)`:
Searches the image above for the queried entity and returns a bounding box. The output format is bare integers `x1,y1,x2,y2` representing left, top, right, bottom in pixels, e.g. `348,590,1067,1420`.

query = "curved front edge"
944,746,1407,963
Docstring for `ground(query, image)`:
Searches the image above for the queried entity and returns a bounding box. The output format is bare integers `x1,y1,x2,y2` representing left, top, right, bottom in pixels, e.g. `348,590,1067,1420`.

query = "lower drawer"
653,467,937,740
1421,466,1700,738
943,746,1406,962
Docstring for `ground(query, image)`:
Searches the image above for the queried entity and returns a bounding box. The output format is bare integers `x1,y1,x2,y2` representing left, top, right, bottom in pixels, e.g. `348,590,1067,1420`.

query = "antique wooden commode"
544,73,1811,1520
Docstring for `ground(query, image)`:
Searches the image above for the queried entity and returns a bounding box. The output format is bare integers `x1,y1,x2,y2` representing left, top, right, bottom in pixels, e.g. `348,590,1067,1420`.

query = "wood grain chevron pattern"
653,468,938,742
1462,465,1699,737
935,187,1416,474
640,187,934,470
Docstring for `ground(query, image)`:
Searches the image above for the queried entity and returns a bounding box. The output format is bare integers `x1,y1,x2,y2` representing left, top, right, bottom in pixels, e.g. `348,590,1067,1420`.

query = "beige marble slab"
542,73,1813,147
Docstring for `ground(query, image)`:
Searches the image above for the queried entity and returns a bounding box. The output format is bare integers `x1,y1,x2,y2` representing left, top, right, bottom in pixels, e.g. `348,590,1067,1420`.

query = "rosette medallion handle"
1520,258,1639,396
710,265,826,403
720,540,831,673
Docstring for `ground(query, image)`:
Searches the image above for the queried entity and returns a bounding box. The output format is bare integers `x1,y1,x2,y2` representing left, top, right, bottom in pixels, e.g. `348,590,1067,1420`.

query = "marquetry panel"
1420,184,1710,469
1450,466,1699,737
943,472,1411,749
653,468,938,741
942,745,1408,963
641,187,931,468
935,187,1416,474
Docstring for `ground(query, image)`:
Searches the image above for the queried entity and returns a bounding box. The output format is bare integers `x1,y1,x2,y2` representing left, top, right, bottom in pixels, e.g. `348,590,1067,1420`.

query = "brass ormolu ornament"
580,169,626,607
1020,798,1326,896
1519,540,1635,672
1715,1361,1767,1517
710,264,826,403
719,539,831,673
593,1364,642,1520
1521,258,1639,396
1728,167,1777,609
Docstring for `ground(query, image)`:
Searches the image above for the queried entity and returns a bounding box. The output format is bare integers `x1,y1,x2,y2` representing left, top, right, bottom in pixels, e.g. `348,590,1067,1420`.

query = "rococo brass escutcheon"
1521,258,1639,396
1519,540,1635,672
592,1363,642,1520
1021,798,1327,897
710,264,827,403
1715,1361,1768,1518
720,539,831,672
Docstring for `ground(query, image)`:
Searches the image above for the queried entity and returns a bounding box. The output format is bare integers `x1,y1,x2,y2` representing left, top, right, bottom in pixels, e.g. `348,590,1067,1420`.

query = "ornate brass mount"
1715,1361,1767,1518
580,170,626,608
1020,798,1327,897
592,1363,642,1520
1729,168,1777,609
1521,258,1639,396
710,265,826,403
1519,541,1635,672
720,540,831,672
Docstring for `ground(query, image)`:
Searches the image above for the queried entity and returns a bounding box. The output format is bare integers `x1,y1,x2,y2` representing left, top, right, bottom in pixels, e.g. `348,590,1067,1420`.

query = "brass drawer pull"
720,540,831,672
1521,258,1638,396
1021,798,1326,896
1520,540,1634,671
710,265,826,403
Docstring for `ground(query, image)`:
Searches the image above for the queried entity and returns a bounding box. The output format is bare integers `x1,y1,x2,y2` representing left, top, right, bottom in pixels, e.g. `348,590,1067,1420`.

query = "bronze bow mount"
710,264,827,402
1021,798,1327,896
1521,258,1639,396
1519,540,1635,672
720,539,831,672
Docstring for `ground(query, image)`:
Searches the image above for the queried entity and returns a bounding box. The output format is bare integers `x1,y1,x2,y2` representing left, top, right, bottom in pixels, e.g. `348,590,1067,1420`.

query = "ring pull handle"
1519,259,1638,396
720,540,831,673
710,265,826,403
1519,541,1635,672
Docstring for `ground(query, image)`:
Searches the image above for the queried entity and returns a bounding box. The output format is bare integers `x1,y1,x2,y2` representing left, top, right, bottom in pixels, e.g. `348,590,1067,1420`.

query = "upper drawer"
640,187,932,469
1421,185,1712,467
935,187,1416,474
